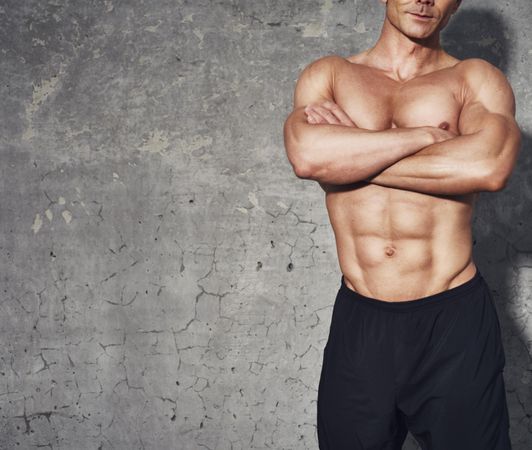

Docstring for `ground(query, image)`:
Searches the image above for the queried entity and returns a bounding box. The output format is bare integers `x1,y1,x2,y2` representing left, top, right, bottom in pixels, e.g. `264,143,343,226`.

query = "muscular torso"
322,53,478,301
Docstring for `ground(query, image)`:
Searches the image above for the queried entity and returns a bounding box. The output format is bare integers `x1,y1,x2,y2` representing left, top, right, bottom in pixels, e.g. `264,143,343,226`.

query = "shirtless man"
283,0,521,448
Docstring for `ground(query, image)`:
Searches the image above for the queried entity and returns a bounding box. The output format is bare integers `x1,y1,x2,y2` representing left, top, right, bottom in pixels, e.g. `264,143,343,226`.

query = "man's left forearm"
367,120,518,195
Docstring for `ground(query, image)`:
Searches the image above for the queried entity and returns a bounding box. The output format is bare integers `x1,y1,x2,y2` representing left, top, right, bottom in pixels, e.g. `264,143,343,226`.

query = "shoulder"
457,58,516,114
292,55,350,104
457,58,507,85
297,54,348,79
457,58,513,95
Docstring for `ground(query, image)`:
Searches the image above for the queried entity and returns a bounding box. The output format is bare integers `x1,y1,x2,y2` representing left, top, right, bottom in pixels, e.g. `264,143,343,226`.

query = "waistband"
339,268,483,312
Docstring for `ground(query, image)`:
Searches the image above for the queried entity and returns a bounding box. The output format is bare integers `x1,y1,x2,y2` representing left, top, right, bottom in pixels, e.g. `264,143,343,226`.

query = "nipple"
385,246,396,257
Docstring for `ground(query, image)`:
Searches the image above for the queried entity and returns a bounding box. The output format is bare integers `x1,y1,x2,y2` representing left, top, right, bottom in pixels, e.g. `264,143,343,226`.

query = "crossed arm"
284,57,521,196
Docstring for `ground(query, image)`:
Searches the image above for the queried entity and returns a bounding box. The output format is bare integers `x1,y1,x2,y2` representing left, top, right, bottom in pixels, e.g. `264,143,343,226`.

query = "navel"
384,245,396,257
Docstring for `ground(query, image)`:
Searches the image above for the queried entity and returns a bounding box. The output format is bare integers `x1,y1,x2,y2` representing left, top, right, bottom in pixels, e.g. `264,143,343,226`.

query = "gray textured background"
1,0,531,449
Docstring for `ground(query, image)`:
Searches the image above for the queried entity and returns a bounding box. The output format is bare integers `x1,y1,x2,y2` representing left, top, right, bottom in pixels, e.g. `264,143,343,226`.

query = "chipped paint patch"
320,0,333,14
139,129,170,154
232,23,249,33
248,192,265,212
80,201,91,215
63,124,91,139
354,22,366,33
27,74,61,117
193,28,205,48
22,67,64,141
104,0,114,12
302,23,326,38
177,134,213,154
62,210,72,224
145,20,162,33
45,209,53,221
31,213,42,234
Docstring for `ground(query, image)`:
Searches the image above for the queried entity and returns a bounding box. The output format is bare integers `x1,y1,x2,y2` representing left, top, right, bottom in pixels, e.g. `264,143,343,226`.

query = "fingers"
305,108,326,124
314,105,343,124
304,101,356,127
322,101,356,127
305,104,341,125
432,128,457,143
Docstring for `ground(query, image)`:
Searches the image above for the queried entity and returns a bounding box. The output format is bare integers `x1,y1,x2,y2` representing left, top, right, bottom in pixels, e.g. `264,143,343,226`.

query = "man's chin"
401,27,437,41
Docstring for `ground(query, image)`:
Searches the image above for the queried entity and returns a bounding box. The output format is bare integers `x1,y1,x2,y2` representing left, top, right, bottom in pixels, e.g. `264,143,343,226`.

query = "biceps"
459,107,519,159
457,101,488,135
459,104,508,138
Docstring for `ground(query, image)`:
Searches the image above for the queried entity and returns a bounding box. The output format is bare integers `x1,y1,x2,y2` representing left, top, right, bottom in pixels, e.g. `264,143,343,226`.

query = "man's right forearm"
283,109,434,184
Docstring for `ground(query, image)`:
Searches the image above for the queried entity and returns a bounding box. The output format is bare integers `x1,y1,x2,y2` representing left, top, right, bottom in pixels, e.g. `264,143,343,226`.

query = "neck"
366,18,445,81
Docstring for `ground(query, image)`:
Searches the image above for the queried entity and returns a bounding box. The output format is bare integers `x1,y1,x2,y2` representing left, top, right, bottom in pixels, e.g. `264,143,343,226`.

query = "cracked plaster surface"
1,1,532,449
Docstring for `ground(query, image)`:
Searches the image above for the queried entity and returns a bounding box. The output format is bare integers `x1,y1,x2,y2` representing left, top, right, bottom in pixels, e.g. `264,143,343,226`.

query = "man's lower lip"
409,13,432,20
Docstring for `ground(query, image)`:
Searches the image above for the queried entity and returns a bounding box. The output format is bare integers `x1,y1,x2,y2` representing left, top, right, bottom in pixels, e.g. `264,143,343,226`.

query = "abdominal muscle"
325,182,478,302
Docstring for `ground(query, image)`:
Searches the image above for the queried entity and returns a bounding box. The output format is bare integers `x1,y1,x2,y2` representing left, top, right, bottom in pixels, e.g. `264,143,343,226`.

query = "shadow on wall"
471,133,532,448
443,7,532,448
442,7,511,72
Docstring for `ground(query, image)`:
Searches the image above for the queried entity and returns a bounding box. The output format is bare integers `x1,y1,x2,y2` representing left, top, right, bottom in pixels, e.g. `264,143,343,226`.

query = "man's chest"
333,64,465,133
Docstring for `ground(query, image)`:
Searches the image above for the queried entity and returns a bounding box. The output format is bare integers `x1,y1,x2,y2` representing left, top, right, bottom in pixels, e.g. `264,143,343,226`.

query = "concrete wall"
1,0,531,448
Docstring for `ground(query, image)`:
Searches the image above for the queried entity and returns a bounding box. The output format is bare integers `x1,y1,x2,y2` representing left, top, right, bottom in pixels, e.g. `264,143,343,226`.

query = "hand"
304,101,356,127
424,122,458,143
